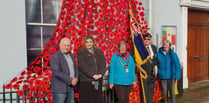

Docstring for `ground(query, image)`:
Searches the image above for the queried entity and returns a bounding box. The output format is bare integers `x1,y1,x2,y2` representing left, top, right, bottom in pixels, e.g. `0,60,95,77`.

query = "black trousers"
143,75,156,103
79,80,103,103
114,85,132,103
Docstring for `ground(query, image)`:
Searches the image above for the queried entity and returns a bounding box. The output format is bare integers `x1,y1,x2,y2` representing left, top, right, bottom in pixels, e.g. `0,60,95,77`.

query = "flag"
130,17,150,65
129,8,150,103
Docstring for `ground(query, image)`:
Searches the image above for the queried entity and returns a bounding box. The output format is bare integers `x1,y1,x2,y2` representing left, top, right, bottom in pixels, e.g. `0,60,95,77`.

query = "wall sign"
162,25,177,51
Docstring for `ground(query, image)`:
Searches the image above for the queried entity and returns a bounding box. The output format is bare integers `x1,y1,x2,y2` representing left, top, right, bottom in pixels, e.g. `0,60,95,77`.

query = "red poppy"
47,100,53,103
37,71,43,77
47,93,53,99
140,17,144,21
107,60,110,64
77,6,82,12
50,47,57,54
19,76,25,80
17,90,24,96
55,35,61,41
22,97,26,100
44,54,51,60
30,86,37,92
70,11,75,17
90,25,94,29
16,80,23,84
11,77,17,83
144,21,147,24
74,93,79,98
70,25,76,31
35,80,42,87
26,75,32,80
89,13,94,18
93,8,98,13
139,2,142,5
98,44,102,48
45,86,51,93
29,100,35,103
35,59,41,65
87,7,92,12
45,72,52,77
33,66,40,73
22,84,29,90
4,83,12,89
39,93,45,98
38,87,44,92
27,92,32,98
137,6,141,11
43,61,49,66
72,18,76,24
38,100,44,103
21,71,26,76
13,83,19,89
33,93,39,98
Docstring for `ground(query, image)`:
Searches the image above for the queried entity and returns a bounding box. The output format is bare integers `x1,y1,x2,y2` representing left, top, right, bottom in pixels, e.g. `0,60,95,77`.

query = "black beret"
143,33,152,39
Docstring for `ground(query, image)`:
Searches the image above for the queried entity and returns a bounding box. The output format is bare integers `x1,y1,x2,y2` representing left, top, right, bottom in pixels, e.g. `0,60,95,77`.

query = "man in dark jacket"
50,38,78,103
141,33,158,103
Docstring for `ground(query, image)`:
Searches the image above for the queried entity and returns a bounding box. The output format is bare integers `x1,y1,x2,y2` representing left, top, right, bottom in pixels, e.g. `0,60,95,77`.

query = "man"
50,38,78,103
142,33,158,103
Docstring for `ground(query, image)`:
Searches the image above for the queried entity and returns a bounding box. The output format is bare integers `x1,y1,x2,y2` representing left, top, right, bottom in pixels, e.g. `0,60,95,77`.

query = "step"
188,79,209,91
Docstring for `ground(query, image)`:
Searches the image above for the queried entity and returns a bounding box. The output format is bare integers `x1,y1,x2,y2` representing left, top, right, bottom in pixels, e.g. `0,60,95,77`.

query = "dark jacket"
50,50,78,93
141,44,158,81
157,47,181,80
77,48,107,82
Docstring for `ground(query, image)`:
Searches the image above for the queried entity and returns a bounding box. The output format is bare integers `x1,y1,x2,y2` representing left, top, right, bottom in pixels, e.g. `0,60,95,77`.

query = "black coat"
77,48,107,82
142,44,158,80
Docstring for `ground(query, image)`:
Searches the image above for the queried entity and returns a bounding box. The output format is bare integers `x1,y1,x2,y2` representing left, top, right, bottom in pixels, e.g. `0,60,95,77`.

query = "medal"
117,53,130,73
126,68,129,72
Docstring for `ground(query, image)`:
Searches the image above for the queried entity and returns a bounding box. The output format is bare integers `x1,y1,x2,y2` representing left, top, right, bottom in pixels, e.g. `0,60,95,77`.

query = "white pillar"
148,0,152,32
181,6,189,89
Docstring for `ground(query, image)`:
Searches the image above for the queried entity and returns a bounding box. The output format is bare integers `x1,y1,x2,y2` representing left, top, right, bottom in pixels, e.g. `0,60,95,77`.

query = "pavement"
176,80,209,103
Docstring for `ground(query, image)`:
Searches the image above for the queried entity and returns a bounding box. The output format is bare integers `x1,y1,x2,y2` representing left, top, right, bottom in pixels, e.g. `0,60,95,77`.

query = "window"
26,0,62,64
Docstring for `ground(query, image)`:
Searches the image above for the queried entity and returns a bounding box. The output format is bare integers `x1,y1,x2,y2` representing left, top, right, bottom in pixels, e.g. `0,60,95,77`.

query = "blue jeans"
53,87,74,103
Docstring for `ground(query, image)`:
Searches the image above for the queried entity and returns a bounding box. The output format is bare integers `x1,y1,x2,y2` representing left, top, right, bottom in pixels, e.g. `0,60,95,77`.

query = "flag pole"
129,3,148,103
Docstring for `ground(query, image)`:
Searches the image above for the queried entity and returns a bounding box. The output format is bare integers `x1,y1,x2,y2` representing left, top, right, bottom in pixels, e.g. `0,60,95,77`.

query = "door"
187,9,209,82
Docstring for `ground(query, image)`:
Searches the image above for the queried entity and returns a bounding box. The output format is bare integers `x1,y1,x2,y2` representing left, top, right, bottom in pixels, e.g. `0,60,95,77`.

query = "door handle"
193,55,199,59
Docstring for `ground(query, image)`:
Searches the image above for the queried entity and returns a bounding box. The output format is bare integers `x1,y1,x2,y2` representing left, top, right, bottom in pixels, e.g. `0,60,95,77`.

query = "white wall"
0,0,27,91
151,0,188,88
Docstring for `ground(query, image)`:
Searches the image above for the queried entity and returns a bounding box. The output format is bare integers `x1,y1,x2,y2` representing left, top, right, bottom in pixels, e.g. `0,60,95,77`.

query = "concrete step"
188,79,209,91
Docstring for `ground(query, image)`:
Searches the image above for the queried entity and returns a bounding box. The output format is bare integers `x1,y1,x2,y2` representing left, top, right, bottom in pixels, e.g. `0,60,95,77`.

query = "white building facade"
1,0,209,92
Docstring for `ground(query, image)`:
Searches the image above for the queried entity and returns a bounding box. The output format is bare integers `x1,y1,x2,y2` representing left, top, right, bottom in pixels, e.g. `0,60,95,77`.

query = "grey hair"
118,40,127,48
163,40,171,47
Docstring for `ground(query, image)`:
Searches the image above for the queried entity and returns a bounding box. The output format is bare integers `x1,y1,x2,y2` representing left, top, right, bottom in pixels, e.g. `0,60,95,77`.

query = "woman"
77,35,107,103
157,40,181,103
109,40,136,103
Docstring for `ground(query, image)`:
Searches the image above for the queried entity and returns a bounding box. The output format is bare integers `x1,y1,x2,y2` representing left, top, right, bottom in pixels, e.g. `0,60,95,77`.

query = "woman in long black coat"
77,35,107,103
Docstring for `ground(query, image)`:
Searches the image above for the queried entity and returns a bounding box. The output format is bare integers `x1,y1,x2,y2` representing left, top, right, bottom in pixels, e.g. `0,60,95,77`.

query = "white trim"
180,0,209,10
181,7,189,89
27,48,42,50
27,23,56,26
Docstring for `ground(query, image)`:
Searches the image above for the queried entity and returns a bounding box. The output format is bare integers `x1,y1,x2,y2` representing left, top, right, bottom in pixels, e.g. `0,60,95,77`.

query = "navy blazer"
50,50,78,93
